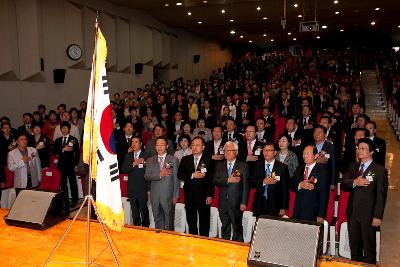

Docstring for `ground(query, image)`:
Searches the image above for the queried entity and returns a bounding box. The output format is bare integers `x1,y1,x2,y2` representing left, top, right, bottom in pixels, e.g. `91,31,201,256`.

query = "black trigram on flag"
101,75,109,95
97,149,119,182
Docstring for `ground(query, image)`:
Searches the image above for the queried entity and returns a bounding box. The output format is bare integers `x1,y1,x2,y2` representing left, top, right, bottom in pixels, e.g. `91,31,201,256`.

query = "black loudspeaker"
135,63,143,74
248,216,323,267
193,54,200,63
53,69,66,83
5,190,68,230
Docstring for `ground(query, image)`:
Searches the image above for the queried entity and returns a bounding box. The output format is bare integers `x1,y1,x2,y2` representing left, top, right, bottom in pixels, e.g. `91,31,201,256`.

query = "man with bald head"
213,141,250,242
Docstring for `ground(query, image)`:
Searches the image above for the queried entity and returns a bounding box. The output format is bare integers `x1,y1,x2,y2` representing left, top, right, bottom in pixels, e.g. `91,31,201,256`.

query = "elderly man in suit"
291,144,330,222
342,138,388,264
251,142,290,217
178,136,214,236
144,136,180,231
121,137,150,227
7,133,41,195
213,141,250,242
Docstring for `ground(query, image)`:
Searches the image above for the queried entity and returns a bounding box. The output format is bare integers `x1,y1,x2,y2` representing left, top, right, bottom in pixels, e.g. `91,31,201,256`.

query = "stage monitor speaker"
135,63,143,74
248,216,323,267
5,190,68,230
193,54,200,64
53,69,66,83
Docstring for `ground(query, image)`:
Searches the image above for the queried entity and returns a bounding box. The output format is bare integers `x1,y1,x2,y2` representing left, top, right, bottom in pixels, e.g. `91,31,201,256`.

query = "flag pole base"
43,194,120,267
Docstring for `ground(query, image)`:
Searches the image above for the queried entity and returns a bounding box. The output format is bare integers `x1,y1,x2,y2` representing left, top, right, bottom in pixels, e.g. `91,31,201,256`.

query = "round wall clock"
66,44,82,60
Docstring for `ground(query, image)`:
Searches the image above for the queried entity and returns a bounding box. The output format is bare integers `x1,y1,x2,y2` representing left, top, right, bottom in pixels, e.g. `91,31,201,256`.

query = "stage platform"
0,209,371,266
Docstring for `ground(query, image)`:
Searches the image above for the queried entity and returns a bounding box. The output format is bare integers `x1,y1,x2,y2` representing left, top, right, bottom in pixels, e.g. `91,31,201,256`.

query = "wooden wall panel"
116,17,130,72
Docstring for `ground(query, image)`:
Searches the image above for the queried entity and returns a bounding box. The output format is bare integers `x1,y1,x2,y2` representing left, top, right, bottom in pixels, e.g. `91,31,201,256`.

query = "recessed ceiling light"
294,3,298,8
176,2,182,6
187,12,192,16
230,30,236,35
271,39,274,42
262,17,268,20
298,14,302,18
229,19,234,22
203,0,207,3
322,25,327,29
240,35,244,39
370,21,376,26
375,7,380,11
340,29,344,32
287,32,292,35
257,6,261,11
198,21,202,24
335,11,339,14
165,3,169,7
317,36,321,39
221,9,226,14
333,0,339,4
249,40,253,43
293,37,297,41
263,34,267,37
398,25,400,28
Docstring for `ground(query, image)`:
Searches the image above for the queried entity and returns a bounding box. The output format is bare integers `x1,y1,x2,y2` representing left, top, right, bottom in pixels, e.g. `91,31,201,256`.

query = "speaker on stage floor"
5,190,68,230
248,216,323,267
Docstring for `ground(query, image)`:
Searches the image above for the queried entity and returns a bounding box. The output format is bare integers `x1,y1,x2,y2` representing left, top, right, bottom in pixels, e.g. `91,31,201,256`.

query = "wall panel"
116,17,130,72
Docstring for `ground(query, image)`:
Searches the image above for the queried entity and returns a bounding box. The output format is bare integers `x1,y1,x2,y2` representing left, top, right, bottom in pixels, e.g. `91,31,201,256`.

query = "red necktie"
247,141,252,155
303,166,309,180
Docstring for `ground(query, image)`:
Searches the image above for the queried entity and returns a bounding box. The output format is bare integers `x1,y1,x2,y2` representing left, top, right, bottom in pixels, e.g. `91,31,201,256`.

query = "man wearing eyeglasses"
213,141,249,242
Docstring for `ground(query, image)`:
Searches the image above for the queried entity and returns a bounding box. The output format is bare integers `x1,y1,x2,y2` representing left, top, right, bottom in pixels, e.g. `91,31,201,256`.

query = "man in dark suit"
121,137,150,227
297,105,316,144
255,117,273,143
340,128,369,173
291,144,330,222
244,125,264,178
277,90,295,118
320,115,342,163
53,121,80,207
235,102,254,133
314,87,331,113
343,103,362,133
284,117,305,163
342,138,388,264
314,125,338,189
261,107,276,141
199,100,216,129
204,125,226,162
178,136,214,236
116,122,136,170
251,142,290,217
365,121,386,167
213,141,250,242
167,111,184,146
222,118,246,162
17,113,33,135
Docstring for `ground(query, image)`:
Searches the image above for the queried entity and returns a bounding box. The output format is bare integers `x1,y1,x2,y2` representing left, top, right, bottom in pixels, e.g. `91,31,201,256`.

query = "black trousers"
219,202,243,242
185,200,210,237
348,217,377,264
129,195,150,227
60,167,78,204
15,174,33,196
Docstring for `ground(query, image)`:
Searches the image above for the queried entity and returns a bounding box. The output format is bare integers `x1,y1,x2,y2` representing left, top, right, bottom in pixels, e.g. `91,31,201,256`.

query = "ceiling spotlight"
370,21,376,26
375,7,380,11
271,39,274,42
229,19,234,22
240,35,244,38
262,17,268,20
187,12,192,16
287,32,292,35
321,25,327,29
293,37,297,41
340,29,344,32
230,30,236,35
165,3,169,7
335,11,340,14
333,0,339,4
294,3,298,8
198,21,202,24
257,6,261,11
176,2,183,6
398,25,400,28
298,14,302,18
317,36,321,39
203,0,207,3
221,9,226,14
263,33,267,37
249,40,253,43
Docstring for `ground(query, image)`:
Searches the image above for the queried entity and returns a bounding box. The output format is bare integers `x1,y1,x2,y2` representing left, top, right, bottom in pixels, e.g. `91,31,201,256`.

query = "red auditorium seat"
254,109,261,120
325,189,337,224
178,188,184,203
287,190,296,218
49,155,58,169
275,117,287,142
119,173,128,197
141,131,153,146
211,186,220,208
39,168,61,191
4,167,14,189
337,190,350,229
246,188,256,211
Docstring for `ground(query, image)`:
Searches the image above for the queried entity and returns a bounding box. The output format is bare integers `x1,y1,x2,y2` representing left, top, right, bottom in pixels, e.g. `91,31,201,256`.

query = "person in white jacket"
7,133,41,195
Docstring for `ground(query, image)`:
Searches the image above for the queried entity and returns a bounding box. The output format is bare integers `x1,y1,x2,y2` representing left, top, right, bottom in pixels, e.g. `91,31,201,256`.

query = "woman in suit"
174,134,192,161
28,124,51,168
193,118,212,142
276,134,299,178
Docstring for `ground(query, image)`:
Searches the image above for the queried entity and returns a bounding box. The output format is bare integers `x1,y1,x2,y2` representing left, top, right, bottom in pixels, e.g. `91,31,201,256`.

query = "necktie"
227,162,233,177
229,133,232,140
263,163,271,197
357,163,365,177
303,166,309,181
303,118,307,125
194,157,199,170
63,137,67,146
159,157,164,170
247,141,253,155
127,137,131,144
243,112,246,118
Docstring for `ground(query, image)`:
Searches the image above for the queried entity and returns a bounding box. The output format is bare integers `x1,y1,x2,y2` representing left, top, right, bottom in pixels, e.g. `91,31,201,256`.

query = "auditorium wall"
0,0,232,124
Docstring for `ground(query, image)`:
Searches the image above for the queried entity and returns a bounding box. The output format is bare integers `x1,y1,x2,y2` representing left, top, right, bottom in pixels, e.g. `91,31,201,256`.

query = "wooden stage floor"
0,209,370,266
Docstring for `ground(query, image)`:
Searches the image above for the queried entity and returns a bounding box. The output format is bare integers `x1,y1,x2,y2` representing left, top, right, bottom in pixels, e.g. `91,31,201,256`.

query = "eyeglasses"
263,149,276,152
225,150,238,152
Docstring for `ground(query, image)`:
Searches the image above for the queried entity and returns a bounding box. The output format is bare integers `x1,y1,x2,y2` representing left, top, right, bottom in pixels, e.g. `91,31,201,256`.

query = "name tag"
68,142,74,147
46,171,53,176
366,175,373,182
201,167,207,173
275,175,281,181
254,149,261,156
138,164,144,168
324,153,330,159
123,176,128,181
219,148,224,155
